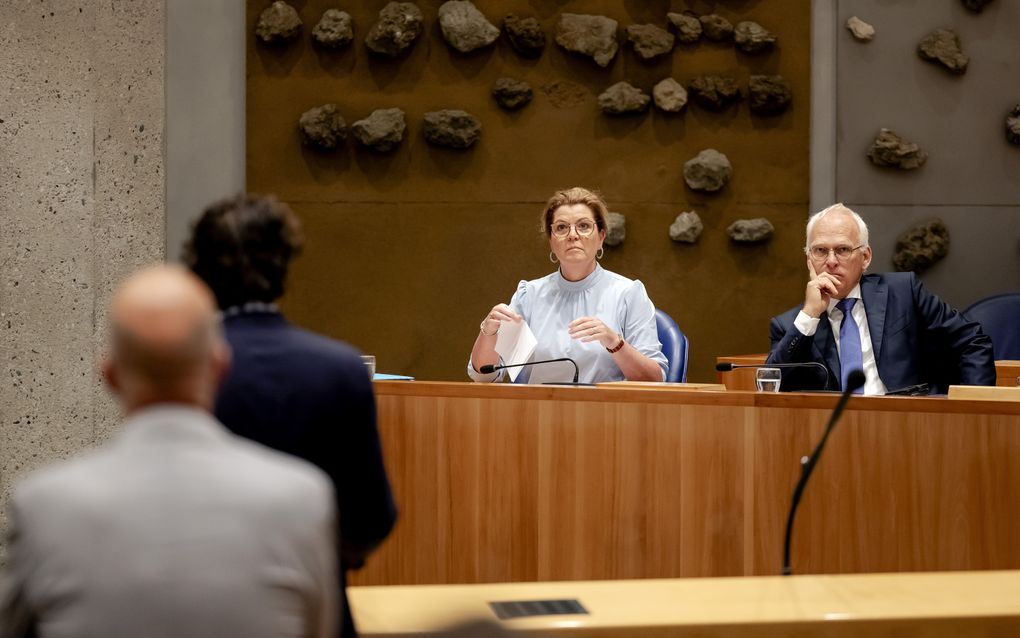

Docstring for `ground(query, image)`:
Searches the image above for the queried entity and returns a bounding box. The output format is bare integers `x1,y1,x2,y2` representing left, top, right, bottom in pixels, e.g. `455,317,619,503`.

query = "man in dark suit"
184,194,397,638
1,267,338,638
768,203,994,394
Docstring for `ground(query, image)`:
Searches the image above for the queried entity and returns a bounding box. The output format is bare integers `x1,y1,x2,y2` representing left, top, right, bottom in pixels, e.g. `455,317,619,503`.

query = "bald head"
105,266,229,412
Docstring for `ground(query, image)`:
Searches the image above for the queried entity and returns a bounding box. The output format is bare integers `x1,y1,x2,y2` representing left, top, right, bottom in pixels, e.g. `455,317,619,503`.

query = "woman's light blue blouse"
468,264,668,383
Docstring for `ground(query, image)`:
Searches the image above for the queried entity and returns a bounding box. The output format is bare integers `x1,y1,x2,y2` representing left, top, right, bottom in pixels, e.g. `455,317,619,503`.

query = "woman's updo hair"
540,187,609,237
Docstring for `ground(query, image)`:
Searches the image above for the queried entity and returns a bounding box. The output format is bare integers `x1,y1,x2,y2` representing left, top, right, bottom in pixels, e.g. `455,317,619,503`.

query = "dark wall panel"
247,0,811,381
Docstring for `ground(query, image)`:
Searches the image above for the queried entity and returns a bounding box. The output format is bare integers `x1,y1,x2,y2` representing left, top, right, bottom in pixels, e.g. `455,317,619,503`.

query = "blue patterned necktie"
836,298,864,394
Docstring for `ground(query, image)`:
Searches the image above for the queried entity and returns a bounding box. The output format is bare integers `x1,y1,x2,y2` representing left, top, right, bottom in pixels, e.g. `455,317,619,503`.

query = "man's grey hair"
804,203,870,251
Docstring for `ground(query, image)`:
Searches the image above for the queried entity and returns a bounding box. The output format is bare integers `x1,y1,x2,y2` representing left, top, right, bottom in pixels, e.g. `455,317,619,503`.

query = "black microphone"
479,357,582,384
781,368,865,576
715,361,831,390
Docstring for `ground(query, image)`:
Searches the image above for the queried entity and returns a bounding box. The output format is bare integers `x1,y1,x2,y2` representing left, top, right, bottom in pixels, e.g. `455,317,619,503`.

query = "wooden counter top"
351,570,1020,637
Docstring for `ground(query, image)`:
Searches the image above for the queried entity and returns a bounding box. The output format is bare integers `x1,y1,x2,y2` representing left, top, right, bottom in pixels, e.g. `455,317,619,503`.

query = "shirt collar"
555,263,604,292
220,301,279,319
827,283,862,315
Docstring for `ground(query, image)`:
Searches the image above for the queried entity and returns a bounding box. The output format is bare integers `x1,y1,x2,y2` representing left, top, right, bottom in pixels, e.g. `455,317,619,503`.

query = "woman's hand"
481,304,521,336
568,316,620,349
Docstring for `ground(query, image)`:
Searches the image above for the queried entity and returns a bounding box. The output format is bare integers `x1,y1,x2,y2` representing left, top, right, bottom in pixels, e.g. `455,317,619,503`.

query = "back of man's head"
104,265,229,413
183,193,304,310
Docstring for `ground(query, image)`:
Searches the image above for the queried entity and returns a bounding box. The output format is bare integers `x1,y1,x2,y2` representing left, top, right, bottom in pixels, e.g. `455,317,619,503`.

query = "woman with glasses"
468,187,668,384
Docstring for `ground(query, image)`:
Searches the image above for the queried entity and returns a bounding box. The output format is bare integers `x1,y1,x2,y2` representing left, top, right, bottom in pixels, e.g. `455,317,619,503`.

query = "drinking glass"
755,367,782,392
361,355,376,379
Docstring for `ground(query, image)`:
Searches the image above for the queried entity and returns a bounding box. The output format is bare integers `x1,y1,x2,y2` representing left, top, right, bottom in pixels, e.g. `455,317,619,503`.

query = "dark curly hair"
182,194,304,310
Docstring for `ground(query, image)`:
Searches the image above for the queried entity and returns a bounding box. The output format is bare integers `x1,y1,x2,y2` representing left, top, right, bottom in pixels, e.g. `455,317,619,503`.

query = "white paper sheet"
494,320,537,382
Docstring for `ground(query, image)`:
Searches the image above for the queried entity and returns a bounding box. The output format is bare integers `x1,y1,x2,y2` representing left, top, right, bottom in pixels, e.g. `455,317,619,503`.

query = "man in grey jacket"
0,266,338,638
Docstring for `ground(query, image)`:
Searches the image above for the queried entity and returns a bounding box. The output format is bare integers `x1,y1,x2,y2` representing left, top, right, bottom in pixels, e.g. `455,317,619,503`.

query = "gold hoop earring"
596,247,604,260
549,251,559,264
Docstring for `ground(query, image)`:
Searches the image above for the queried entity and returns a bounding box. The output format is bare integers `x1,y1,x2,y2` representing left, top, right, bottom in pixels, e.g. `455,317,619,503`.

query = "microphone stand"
480,358,592,386
717,361,831,391
781,370,865,575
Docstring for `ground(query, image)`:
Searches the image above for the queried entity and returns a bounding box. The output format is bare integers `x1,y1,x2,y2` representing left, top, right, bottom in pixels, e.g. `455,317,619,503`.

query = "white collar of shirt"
827,284,862,316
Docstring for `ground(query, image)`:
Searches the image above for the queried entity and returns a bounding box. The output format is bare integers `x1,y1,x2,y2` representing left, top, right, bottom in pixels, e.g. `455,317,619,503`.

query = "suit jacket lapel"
861,274,888,364
815,312,841,389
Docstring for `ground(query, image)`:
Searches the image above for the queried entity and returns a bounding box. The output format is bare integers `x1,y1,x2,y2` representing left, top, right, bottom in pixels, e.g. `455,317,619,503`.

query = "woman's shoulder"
600,268,647,294
517,271,560,293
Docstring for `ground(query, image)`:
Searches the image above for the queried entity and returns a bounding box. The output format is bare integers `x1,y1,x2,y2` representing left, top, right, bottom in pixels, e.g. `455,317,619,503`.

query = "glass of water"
360,355,376,379
756,367,782,392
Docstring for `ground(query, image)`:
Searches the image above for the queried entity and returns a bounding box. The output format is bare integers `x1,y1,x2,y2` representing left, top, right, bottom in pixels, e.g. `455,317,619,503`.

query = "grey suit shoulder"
2,405,339,638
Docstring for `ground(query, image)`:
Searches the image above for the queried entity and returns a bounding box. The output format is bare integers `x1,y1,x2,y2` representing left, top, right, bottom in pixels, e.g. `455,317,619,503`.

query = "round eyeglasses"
806,245,866,262
551,219,597,238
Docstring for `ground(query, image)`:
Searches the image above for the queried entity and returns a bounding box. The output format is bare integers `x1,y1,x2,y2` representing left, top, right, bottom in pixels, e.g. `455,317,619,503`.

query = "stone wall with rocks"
0,2,165,542
246,1,812,382
823,0,1020,308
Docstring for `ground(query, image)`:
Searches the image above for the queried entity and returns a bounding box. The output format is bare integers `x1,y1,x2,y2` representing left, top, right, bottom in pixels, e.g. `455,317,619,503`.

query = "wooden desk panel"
353,382,1020,585
996,360,1020,386
718,355,1020,391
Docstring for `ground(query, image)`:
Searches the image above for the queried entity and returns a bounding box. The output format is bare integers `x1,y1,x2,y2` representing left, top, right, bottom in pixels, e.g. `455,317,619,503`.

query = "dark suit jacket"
215,310,397,638
767,272,995,394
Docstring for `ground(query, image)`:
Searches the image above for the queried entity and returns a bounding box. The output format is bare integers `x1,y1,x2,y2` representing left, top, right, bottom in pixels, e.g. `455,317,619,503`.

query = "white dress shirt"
792,284,889,396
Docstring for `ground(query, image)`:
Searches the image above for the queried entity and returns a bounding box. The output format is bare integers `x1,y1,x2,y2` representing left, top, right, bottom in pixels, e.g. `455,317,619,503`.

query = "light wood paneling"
996,360,1020,386
715,354,767,391
352,381,1020,585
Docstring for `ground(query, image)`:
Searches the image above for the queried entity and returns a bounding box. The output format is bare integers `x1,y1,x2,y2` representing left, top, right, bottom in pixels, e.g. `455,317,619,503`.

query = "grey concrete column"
0,1,166,535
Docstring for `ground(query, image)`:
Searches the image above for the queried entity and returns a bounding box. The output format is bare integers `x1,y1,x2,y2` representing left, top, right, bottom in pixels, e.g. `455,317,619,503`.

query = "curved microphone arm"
479,358,580,384
715,361,831,391
781,369,865,575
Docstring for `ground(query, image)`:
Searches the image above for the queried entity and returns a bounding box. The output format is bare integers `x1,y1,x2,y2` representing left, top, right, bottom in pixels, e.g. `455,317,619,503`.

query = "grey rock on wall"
555,14,619,67
492,78,533,110
626,24,674,60
365,2,424,57
748,75,792,115
298,104,347,149
667,12,702,44
846,16,874,42
312,9,353,48
352,108,406,151
598,82,650,114
699,14,733,42
438,1,499,53
893,219,950,272
256,1,302,44
653,78,688,113
605,212,626,246
1006,105,1020,145
683,149,732,192
867,128,927,169
918,29,969,75
503,13,545,58
727,218,774,243
423,110,481,148
688,76,741,111
733,21,776,54
669,211,704,243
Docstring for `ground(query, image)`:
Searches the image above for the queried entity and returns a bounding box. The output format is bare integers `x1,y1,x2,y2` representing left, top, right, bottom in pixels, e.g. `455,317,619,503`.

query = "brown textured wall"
246,0,810,382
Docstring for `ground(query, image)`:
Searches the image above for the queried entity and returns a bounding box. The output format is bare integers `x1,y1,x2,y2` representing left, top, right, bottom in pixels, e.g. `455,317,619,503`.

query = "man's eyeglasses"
806,245,866,262
551,219,597,238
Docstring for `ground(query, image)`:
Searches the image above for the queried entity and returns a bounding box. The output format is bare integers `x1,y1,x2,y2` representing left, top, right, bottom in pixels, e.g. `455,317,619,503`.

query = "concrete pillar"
0,1,166,536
